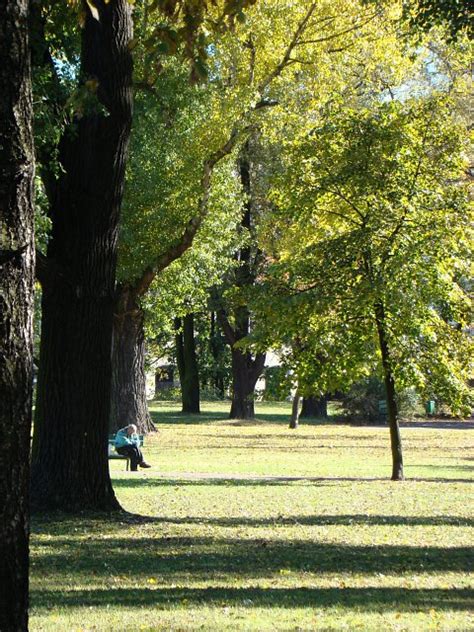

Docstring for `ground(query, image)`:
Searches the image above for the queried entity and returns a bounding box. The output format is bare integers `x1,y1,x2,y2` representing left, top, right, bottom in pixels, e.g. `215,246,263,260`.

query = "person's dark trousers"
116,445,143,471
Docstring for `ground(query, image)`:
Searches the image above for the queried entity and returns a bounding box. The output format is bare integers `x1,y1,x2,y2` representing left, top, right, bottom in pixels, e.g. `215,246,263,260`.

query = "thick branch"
129,4,323,300
132,124,250,298
250,351,266,383
216,308,237,347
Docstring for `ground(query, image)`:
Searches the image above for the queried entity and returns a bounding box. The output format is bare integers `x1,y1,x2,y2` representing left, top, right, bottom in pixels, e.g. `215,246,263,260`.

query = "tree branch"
257,2,318,94
216,307,237,347
295,11,379,48
130,3,326,300
132,122,253,298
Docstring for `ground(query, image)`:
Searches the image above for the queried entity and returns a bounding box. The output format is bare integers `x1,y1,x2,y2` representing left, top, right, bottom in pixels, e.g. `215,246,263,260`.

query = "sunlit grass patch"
30,400,474,631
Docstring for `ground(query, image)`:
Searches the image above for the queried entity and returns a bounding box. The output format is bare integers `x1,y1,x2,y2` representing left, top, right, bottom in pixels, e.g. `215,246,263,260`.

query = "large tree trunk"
301,395,328,419
375,301,404,481
0,0,35,627
175,314,200,414
111,286,155,434
221,146,266,420
229,347,265,419
31,0,133,511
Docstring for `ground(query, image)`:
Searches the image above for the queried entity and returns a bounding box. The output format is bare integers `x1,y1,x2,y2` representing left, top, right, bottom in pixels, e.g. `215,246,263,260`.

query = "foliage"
340,376,422,422
259,96,473,415
121,0,418,336
194,312,233,397
340,375,387,423
402,0,474,41
261,366,290,401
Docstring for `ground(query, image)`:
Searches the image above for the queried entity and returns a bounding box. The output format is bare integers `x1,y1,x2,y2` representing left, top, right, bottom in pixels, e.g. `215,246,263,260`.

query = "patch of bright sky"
383,47,450,102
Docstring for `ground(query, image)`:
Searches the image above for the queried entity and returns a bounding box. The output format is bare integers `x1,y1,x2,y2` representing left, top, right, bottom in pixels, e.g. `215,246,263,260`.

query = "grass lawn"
30,400,474,631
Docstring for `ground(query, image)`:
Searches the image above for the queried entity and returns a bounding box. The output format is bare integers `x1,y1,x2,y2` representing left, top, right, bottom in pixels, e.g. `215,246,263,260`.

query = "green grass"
30,400,474,631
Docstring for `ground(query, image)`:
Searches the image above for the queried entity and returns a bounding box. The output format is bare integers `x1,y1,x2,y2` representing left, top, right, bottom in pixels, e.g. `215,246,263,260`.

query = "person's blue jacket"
115,428,140,448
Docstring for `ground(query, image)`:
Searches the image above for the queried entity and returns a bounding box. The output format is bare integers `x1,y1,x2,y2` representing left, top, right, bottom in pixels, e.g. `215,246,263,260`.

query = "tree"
0,0,35,627
116,0,373,425
265,97,472,480
216,141,267,419
30,0,255,507
31,0,134,511
210,0,420,419
112,76,245,431
175,313,200,413
301,395,328,419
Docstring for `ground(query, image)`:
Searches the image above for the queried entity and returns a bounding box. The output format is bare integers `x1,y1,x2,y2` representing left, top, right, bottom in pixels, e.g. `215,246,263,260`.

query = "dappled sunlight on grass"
30,401,473,631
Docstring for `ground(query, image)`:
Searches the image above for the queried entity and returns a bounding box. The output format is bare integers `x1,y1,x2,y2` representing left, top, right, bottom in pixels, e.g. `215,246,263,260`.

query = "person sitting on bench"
115,424,151,471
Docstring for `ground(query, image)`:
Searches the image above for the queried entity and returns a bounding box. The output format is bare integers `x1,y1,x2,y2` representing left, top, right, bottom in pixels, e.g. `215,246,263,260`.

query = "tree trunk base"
391,471,405,481
30,467,122,513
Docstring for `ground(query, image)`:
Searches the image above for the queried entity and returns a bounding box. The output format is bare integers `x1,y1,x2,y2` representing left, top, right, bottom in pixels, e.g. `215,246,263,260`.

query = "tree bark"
375,301,404,481
301,395,328,419
218,146,266,420
0,0,35,627
110,286,155,434
31,0,133,511
289,391,301,429
208,311,226,396
228,347,265,419
175,314,200,414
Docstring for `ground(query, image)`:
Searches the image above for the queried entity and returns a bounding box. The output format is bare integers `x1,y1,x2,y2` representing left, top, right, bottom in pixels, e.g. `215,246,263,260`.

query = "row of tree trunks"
175,314,200,414
110,286,155,434
31,0,134,511
0,0,35,627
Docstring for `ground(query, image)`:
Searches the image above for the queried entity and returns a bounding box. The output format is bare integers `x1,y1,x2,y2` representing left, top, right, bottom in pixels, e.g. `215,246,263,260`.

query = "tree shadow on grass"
31,535,473,577
150,410,227,425
31,585,473,612
413,464,474,472
149,410,338,426
111,476,474,489
121,513,474,528
32,509,474,530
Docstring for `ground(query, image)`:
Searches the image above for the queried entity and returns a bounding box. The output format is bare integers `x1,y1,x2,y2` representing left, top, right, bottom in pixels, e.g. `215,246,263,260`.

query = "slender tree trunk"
301,395,328,419
375,301,404,481
209,310,225,397
0,0,35,626
111,286,155,434
31,1,133,511
175,314,200,414
289,391,301,429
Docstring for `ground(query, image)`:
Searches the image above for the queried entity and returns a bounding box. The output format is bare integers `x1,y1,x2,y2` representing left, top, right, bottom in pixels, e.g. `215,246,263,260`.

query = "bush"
341,376,422,423
396,387,421,419
152,386,182,402
340,376,385,423
199,385,229,401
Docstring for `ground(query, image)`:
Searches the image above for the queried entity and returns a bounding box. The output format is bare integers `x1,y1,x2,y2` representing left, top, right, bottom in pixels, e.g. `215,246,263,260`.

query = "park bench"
108,433,144,471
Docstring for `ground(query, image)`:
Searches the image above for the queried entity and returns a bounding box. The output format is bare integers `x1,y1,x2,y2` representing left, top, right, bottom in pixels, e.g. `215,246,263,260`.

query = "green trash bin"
425,400,436,415
378,399,388,422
